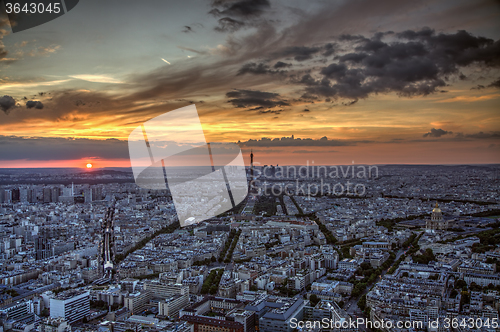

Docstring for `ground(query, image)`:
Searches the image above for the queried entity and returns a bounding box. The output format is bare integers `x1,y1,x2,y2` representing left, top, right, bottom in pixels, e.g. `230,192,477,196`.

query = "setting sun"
86,163,93,168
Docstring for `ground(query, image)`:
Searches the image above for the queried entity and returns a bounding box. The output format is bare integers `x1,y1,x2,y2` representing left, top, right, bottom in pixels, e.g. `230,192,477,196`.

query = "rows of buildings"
0,164,498,331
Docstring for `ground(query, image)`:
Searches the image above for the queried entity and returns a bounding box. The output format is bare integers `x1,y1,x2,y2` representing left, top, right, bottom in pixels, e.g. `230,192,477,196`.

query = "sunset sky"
0,0,499,167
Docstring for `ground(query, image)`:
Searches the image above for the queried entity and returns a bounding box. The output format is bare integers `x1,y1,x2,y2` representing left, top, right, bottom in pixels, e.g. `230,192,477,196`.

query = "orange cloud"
436,94,500,103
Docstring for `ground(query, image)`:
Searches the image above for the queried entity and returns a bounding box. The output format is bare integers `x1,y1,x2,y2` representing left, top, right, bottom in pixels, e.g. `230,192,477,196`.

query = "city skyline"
0,163,498,331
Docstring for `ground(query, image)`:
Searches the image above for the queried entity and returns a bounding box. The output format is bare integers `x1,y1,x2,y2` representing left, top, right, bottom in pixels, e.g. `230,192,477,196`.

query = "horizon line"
0,163,499,169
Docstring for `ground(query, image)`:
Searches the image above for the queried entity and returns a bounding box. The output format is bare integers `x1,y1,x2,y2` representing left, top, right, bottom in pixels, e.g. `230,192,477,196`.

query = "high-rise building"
43,188,52,203
20,188,31,203
143,280,189,299
2,190,12,203
35,237,52,260
158,294,189,319
251,297,306,332
92,187,103,201
11,188,20,202
30,188,38,202
0,300,34,323
123,291,152,314
52,188,61,203
249,150,258,195
50,290,90,324
84,188,92,203
62,187,72,197
226,308,257,332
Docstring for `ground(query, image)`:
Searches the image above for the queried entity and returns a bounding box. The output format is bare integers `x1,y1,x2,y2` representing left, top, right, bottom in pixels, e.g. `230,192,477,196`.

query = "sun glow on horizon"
86,163,93,168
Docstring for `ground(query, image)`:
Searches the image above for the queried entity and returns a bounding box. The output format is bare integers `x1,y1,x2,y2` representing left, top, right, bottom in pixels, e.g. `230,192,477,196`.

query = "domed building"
425,202,449,232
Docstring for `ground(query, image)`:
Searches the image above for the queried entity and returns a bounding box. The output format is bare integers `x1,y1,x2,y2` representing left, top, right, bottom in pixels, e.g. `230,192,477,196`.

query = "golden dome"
432,202,441,213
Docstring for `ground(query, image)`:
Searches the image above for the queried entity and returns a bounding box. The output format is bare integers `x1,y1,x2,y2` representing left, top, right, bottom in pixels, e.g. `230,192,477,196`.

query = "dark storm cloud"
397,28,500,68
8,2,496,129
463,131,500,139
34,26,497,126
117,1,499,111
0,89,150,127
237,62,290,75
239,135,356,147
207,0,448,60
0,136,129,160
339,34,369,42
296,74,317,86
210,0,270,32
338,53,367,63
396,27,435,40
26,100,44,109
0,95,16,114
273,61,292,69
322,43,336,57
343,100,358,106
488,77,500,88
210,0,270,18
226,89,289,108
320,63,349,79
273,46,322,62
301,29,500,100
237,62,277,75
423,128,452,138
214,17,245,32
259,109,282,114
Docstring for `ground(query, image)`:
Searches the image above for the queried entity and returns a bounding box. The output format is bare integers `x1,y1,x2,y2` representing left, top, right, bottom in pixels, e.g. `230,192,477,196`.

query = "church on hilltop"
425,202,449,232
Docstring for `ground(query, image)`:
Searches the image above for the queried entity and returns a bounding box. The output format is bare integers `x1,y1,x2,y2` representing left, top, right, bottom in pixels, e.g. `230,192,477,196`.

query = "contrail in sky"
161,58,171,64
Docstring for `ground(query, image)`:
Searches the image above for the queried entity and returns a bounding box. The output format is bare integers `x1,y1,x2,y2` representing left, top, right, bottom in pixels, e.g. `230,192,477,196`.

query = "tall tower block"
249,150,255,194
250,150,254,179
